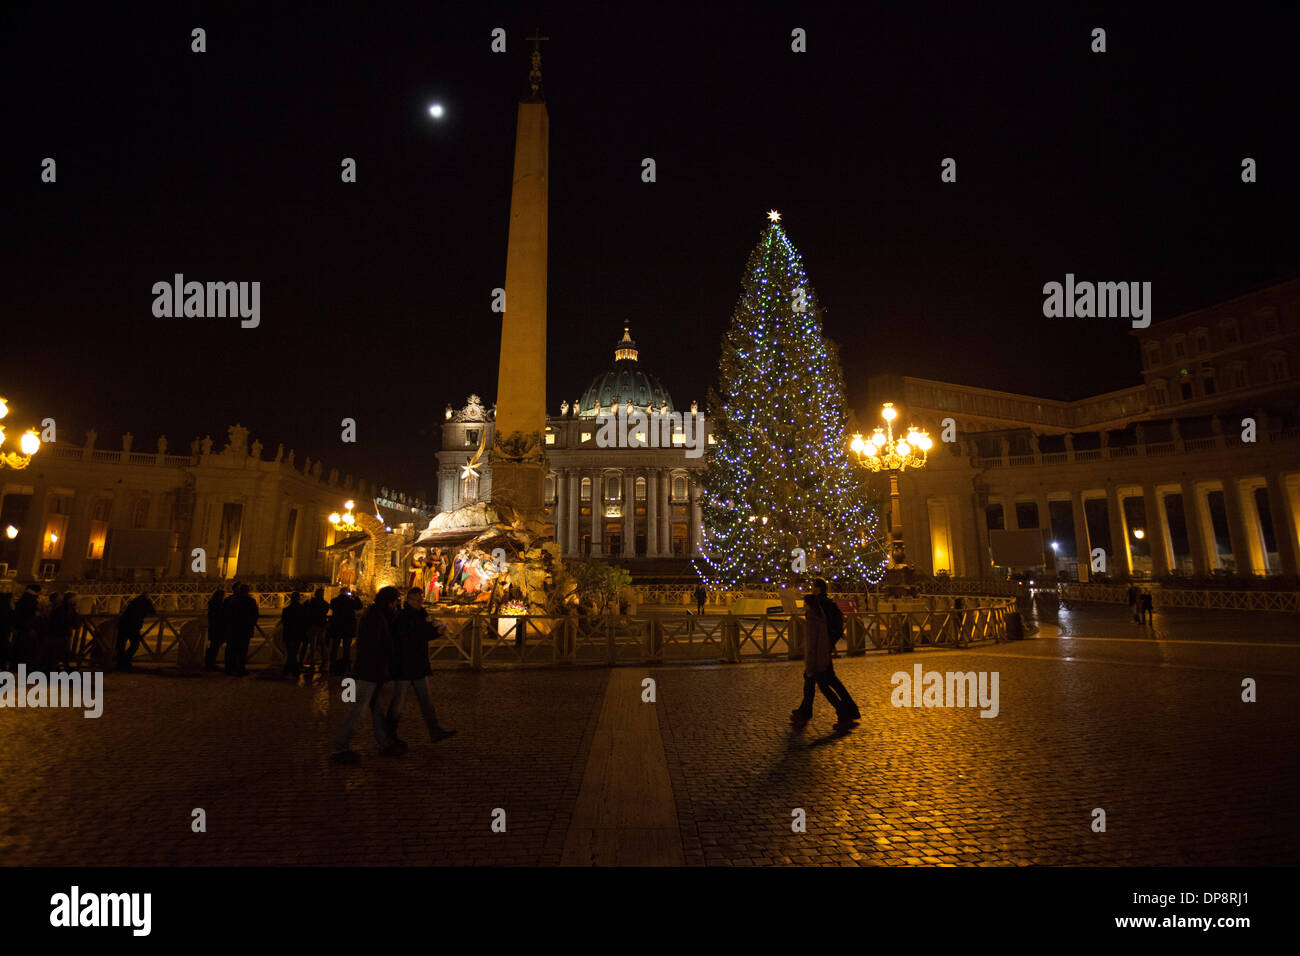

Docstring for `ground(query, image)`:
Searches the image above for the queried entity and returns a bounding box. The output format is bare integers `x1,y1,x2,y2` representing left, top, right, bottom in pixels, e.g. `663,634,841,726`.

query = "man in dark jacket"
302,587,329,670
327,589,362,675
331,587,403,764
791,579,860,730
116,592,156,670
204,588,226,671
223,584,259,676
11,585,41,668
279,591,309,678
386,587,457,747
0,593,13,670
45,592,79,671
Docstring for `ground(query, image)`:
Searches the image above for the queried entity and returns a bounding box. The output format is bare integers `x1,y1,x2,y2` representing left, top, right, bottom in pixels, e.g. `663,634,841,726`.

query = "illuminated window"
671,432,685,445
604,474,621,500
545,430,556,445
581,432,593,443
635,477,646,501
465,429,480,447
672,476,687,501
707,434,716,444
580,478,592,501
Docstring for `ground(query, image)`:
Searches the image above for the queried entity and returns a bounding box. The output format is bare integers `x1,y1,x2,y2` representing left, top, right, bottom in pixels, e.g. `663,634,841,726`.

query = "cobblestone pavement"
0,668,607,866
1,604,1296,866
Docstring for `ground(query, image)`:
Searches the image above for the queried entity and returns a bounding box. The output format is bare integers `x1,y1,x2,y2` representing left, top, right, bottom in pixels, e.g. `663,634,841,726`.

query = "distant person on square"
223,584,259,676
327,588,362,675
303,587,330,670
693,583,707,615
115,591,156,671
1127,583,1140,623
1140,589,1154,625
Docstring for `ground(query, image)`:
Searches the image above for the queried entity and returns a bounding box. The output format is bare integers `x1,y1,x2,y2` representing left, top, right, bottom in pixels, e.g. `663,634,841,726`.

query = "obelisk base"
492,461,546,519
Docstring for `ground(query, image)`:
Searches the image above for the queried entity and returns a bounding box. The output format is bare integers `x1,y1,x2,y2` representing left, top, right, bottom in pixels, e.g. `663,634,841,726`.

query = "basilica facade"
437,327,714,562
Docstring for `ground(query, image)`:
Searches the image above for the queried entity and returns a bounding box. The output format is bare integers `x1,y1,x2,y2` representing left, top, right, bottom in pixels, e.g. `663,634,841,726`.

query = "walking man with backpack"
791,578,860,731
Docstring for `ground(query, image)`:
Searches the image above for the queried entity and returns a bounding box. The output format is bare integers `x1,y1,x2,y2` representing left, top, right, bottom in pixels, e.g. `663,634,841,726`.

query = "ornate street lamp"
328,499,359,532
0,397,42,470
849,402,932,597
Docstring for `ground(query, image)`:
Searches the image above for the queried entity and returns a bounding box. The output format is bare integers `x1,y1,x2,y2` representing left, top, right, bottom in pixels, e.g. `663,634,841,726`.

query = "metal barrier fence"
46,596,1014,671
1058,583,1300,612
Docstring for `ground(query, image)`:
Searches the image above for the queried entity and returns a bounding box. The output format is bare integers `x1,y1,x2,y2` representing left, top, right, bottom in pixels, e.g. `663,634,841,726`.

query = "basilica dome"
576,326,675,417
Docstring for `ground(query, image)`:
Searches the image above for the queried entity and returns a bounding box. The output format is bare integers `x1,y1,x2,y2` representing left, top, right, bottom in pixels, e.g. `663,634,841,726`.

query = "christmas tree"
695,212,888,590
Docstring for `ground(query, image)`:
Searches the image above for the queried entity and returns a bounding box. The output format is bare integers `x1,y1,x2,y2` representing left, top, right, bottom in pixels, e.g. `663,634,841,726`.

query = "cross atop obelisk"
525,29,549,100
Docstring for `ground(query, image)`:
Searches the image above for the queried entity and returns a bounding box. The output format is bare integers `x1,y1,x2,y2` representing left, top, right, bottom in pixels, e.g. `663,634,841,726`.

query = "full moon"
428,103,444,118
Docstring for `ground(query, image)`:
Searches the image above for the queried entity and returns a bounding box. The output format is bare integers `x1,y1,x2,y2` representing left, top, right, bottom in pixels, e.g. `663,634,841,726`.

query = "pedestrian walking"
331,586,404,764
693,583,707,615
1140,589,1154,625
791,579,859,730
302,587,329,670
327,588,362,675
386,587,457,748
279,590,309,678
116,592,156,670
223,584,259,676
204,588,226,670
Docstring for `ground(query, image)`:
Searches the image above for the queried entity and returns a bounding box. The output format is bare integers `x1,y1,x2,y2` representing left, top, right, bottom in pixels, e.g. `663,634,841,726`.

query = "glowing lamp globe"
428,104,444,118
20,431,40,456
328,513,342,525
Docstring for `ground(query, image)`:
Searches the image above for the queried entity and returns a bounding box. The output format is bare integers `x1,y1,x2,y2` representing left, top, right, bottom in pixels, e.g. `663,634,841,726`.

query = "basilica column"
1142,483,1172,577
567,467,580,556
590,469,603,556
1181,480,1211,575
1220,476,1255,575
658,470,672,556
1266,473,1300,576
688,479,702,557
1069,491,1093,582
622,471,635,557
646,469,659,557
1106,485,1131,576
555,471,567,551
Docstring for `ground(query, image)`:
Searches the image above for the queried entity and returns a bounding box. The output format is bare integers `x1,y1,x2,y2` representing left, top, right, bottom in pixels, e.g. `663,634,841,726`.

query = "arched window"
580,477,592,501
672,475,687,501
461,474,479,501
545,474,555,502
604,474,621,500
635,477,646,501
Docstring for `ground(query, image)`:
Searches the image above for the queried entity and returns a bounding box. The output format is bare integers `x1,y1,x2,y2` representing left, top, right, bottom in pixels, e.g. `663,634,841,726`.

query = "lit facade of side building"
437,328,714,560
868,278,1300,580
0,423,429,586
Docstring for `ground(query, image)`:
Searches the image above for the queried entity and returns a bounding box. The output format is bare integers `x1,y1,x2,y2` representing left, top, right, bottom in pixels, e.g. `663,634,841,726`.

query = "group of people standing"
204,584,366,677
1126,584,1156,624
0,584,80,672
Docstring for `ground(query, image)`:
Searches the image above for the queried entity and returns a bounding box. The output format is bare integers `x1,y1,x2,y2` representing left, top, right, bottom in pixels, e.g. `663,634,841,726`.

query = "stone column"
646,469,659,557
1266,473,1299,576
972,491,993,579
659,471,672,556
567,467,580,557
689,480,703,557
622,471,635,557
1106,485,1131,576
1220,476,1254,575
1181,480,1211,575
590,469,603,556
1141,484,1172,576
1003,497,1020,531
555,471,568,551
1070,491,1093,582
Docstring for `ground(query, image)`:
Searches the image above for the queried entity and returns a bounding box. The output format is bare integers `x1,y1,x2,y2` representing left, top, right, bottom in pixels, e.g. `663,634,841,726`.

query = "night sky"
5,2,1297,498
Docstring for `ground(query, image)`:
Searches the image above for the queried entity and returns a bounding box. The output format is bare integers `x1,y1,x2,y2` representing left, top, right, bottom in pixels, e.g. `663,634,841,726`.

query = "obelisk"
491,32,549,518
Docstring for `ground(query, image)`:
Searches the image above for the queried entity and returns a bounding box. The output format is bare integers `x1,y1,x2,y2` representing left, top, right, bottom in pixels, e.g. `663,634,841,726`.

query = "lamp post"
0,397,42,470
328,499,359,532
849,402,932,598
